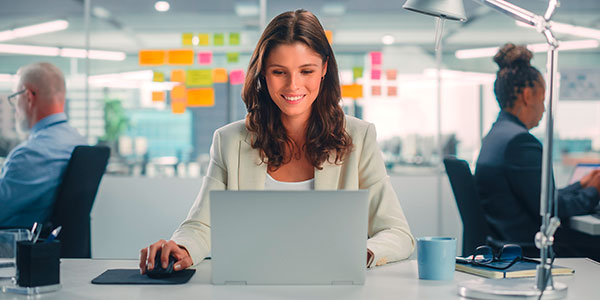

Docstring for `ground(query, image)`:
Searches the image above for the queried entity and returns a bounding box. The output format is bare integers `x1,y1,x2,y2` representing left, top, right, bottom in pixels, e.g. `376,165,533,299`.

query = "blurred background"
0,0,598,258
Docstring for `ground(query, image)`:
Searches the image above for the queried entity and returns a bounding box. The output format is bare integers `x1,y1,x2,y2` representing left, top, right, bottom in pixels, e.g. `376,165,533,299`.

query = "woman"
474,43,600,259
140,9,415,274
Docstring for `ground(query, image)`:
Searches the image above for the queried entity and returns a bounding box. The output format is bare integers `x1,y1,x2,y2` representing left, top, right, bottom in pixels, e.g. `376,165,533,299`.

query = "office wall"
91,174,461,259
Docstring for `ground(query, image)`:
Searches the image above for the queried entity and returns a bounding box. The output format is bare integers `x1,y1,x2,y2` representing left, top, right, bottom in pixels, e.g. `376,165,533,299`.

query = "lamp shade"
403,0,467,21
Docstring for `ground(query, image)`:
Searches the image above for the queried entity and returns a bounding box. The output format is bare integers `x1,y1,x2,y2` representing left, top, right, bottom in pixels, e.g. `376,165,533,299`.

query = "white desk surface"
1,258,599,300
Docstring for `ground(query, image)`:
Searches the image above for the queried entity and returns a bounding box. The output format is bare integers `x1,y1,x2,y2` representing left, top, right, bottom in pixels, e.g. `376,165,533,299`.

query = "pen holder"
16,240,61,287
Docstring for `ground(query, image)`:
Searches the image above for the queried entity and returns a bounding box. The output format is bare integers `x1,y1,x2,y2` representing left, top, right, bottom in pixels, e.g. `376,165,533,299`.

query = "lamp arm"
474,0,541,26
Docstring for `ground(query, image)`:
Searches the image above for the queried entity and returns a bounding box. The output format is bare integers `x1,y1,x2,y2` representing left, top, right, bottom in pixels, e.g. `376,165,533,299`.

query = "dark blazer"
474,111,599,244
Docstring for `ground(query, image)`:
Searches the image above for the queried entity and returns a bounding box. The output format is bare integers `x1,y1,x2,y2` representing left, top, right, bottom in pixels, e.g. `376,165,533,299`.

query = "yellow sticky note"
182,33,193,46
198,33,210,46
167,49,194,65
341,84,363,99
153,71,165,82
186,69,212,86
152,91,165,102
139,50,166,66
171,85,187,100
170,69,185,83
325,30,333,44
212,68,228,83
187,88,215,107
171,98,186,114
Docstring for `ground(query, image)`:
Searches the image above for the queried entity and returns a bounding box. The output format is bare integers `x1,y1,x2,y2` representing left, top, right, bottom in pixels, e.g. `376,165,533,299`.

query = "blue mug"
417,237,457,280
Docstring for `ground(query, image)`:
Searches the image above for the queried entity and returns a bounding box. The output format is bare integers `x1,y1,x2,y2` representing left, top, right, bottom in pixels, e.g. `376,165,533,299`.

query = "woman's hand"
139,239,193,274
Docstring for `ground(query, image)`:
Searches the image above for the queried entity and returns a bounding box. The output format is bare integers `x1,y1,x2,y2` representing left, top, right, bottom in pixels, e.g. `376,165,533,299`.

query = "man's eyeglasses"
459,244,523,270
6,89,26,106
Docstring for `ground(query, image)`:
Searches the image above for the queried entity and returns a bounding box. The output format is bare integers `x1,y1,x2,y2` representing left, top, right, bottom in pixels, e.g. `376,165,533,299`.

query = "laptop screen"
569,163,600,184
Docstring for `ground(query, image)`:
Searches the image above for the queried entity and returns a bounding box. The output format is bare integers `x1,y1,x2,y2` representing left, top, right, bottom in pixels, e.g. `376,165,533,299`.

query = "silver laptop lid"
210,190,368,285
569,163,600,184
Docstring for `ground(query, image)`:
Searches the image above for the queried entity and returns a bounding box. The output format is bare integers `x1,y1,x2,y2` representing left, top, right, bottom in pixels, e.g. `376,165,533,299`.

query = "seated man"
475,43,600,260
0,62,86,228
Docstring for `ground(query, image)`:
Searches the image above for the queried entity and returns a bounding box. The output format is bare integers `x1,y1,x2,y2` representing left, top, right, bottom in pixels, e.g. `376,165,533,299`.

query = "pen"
31,222,42,243
45,226,62,243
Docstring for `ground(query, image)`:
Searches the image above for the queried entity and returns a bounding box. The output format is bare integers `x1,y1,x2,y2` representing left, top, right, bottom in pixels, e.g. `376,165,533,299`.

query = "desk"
1,258,599,300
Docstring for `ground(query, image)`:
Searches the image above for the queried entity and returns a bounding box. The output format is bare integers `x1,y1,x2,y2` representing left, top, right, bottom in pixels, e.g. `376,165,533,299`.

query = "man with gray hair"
0,62,85,228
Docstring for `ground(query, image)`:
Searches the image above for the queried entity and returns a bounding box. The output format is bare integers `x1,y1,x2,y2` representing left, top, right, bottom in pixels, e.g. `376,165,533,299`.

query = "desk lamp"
403,0,566,299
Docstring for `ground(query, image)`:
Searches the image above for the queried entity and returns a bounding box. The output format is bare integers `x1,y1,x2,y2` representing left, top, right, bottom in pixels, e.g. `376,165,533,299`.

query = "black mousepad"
91,269,196,284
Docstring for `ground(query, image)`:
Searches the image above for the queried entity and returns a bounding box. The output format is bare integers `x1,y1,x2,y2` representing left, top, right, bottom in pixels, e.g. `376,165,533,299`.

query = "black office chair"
443,157,494,256
49,145,110,258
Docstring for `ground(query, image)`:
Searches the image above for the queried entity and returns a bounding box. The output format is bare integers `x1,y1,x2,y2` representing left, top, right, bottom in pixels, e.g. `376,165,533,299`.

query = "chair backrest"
50,145,110,258
443,157,491,256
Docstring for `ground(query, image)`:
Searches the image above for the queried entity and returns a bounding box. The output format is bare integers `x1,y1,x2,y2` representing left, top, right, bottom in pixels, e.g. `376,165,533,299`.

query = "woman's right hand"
139,239,193,274
580,169,600,192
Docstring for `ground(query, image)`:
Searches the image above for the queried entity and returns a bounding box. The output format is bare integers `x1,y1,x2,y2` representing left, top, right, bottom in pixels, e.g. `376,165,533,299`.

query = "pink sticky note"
230,69,245,85
198,52,212,65
370,51,382,66
371,69,382,80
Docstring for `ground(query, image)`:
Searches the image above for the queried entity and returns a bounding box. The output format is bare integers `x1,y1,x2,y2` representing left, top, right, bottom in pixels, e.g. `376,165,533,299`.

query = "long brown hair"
242,9,352,170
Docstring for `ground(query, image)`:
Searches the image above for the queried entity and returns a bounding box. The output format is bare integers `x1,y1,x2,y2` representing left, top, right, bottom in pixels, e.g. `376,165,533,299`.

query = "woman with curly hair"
140,9,415,273
475,43,600,260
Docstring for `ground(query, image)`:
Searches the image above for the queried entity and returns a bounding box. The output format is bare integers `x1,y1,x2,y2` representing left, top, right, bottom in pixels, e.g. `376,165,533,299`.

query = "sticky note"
341,84,363,99
370,51,382,66
213,68,228,83
153,71,165,82
186,69,212,86
214,33,224,46
198,33,210,46
387,86,398,97
386,69,397,81
371,69,382,80
371,85,381,96
187,88,215,107
181,33,193,46
152,91,165,102
325,30,333,44
167,49,194,65
139,50,166,66
229,32,240,45
227,52,239,63
198,52,212,65
352,67,363,81
229,69,245,85
170,69,185,83
171,85,187,100
171,98,186,114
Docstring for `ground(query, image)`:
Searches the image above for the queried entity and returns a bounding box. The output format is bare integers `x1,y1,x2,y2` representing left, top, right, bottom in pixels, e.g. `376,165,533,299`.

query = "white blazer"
171,115,415,267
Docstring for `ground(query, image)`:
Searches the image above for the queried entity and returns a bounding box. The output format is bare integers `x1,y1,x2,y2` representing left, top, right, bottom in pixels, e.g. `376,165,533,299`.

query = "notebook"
455,258,574,279
569,163,600,184
210,190,368,285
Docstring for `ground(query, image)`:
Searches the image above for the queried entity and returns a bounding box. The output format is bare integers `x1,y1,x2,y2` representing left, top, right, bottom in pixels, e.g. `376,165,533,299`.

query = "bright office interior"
0,0,599,259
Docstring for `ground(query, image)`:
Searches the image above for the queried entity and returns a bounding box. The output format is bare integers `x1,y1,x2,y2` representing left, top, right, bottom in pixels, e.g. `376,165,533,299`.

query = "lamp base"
457,278,567,300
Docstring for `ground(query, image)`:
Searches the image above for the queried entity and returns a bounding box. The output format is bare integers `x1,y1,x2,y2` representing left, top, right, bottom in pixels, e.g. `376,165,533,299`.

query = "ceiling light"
235,2,259,17
192,36,199,45
154,1,170,12
0,43,126,61
0,74,15,82
382,35,395,45
0,20,69,42
322,3,346,16
92,6,112,19
516,20,600,40
456,39,600,59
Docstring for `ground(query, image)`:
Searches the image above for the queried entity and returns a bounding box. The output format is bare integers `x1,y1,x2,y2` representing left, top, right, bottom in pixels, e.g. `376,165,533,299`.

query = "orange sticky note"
139,50,166,66
167,49,194,65
341,84,363,99
187,88,214,107
152,91,165,102
181,33,193,46
171,85,187,100
387,86,398,97
371,85,381,96
213,68,228,83
386,69,397,81
170,69,185,83
325,30,333,44
171,98,186,114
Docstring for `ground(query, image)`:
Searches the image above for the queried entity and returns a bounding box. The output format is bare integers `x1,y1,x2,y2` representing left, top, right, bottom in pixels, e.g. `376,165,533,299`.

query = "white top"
265,173,314,190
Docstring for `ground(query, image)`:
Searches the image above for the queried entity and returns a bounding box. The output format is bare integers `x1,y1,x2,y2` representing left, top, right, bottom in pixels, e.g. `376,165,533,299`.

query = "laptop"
568,163,600,184
210,190,368,285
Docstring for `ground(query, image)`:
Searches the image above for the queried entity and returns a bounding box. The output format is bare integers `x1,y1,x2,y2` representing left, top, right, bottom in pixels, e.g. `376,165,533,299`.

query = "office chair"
443,157,494,256
50,145,110,258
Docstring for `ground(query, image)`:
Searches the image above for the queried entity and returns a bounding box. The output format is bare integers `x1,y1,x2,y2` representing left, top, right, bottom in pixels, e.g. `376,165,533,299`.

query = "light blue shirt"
0,113,86,228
